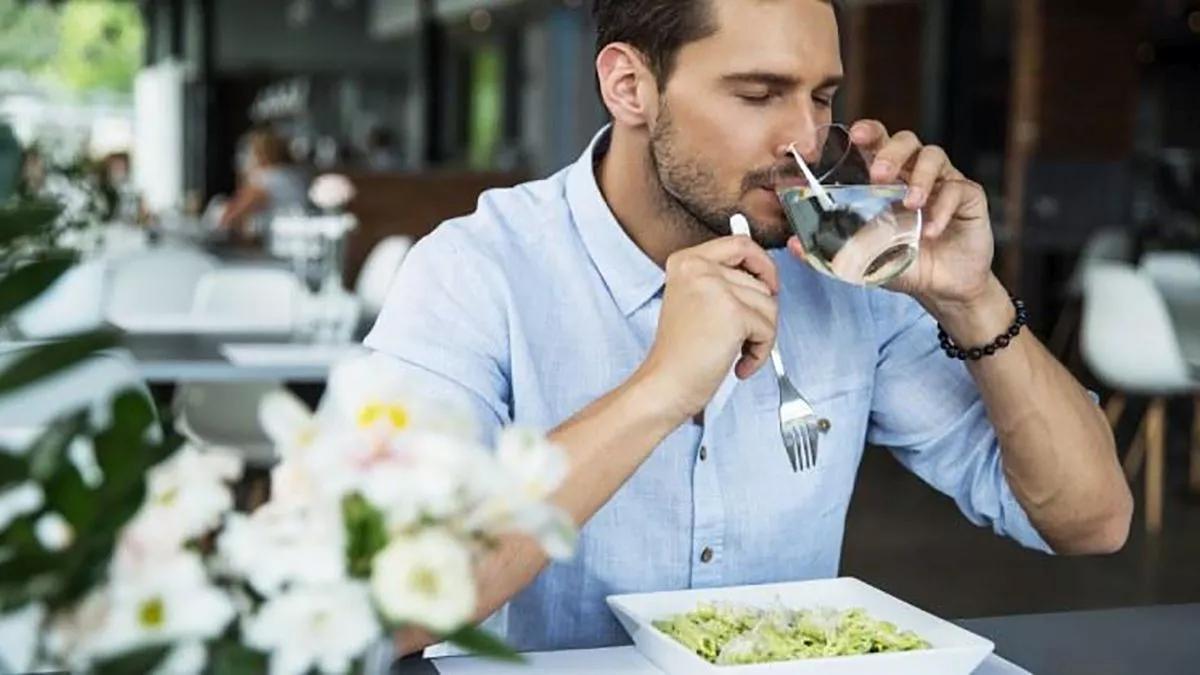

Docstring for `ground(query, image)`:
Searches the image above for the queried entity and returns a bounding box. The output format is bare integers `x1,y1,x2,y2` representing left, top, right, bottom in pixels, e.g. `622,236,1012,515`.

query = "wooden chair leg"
1104,393,1126,428
1190,396,1200,496
1144,398,1166,536
1123,406,1147,480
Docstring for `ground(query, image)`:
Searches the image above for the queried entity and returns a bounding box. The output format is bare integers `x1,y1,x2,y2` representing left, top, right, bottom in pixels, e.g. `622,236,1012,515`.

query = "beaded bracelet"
937,297,1028,361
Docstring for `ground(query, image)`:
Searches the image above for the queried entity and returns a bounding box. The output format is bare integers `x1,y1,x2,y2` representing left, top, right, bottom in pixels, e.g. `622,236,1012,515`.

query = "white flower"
244,582,380,675
217,500,346,597
66,553,234,666
459,428,577,561
259,390,320,461
495,427,569,502
308,174,356,211
370,530,476,634
357,432,492,530
35,512,74,551
151,641,207,675
319,354,478,443
0,482,44,530
0,603,45,674
122,446,243,554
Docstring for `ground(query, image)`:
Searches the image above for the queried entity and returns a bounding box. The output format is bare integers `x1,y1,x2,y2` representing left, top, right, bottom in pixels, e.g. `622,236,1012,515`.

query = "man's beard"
646,102,792,249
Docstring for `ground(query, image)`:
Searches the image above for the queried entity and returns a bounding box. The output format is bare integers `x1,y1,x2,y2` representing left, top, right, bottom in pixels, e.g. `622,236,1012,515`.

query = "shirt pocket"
751,372,872,475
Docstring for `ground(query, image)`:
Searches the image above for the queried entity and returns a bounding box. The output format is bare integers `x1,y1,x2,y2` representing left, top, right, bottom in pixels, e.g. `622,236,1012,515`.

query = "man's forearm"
396,369,688,655
929,276,1133,554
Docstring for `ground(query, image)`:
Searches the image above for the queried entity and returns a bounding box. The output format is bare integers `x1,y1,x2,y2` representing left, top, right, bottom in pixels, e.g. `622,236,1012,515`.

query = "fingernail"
872,160,893,179
906,187,925,208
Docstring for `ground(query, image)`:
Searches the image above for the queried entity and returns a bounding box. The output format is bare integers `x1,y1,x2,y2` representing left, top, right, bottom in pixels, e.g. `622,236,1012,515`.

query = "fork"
770,345,823,472
728,213,824,472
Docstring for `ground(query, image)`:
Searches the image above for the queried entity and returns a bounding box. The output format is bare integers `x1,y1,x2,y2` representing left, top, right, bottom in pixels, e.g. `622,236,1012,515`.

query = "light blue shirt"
365,128,1052,652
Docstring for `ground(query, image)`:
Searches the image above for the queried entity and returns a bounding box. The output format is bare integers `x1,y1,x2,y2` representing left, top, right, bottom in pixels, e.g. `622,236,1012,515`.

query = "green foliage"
343,493,389,579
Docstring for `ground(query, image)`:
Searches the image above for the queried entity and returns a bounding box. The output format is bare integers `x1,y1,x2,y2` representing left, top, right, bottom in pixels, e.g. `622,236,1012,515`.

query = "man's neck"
595,127,712,268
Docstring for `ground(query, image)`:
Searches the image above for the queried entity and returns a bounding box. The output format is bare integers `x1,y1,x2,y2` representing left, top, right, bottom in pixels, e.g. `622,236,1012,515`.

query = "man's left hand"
787,120,1013,344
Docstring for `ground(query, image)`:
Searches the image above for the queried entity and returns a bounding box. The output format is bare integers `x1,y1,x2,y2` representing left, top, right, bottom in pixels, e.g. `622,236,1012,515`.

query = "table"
959,604,1200,675
120,332,360,384
389,604,1200,675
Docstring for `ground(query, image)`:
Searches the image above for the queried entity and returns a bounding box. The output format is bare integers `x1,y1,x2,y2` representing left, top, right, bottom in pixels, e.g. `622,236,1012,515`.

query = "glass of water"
772,123,922,286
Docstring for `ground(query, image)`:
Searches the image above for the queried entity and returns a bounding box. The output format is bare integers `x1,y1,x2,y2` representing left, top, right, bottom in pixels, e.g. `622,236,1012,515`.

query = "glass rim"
783,122,855,186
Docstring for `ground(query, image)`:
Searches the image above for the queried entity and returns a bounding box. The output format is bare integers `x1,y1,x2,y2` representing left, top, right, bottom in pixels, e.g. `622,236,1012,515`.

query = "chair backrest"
1140,251,1200,305
1066,228,1133,298
192,267,302,329
354,235,412,316
106,247,219,323
14,260,108,338
1080,261,1193,394
0,348,149,431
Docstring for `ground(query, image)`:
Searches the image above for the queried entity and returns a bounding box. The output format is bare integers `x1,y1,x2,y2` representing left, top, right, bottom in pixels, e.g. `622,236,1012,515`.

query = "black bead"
1007,325,1021,338
968,348,984,360
984,345,997,356
955,348,967,360
996,335,1010,348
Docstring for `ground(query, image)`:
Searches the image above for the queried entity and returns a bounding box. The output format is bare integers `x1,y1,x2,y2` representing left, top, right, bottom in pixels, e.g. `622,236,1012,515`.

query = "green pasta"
652,602,931,665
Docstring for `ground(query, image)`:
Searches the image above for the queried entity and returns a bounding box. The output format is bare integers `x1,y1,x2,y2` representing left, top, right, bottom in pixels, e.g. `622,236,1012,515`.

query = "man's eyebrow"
720,72,844,90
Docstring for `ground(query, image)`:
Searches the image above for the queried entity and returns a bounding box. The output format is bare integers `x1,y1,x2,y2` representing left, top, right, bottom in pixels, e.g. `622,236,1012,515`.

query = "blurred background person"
217,128,309,240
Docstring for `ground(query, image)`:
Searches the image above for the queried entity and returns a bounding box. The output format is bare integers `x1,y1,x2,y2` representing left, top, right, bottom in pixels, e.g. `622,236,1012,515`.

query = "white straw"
729,213,751,237
788,143,836,212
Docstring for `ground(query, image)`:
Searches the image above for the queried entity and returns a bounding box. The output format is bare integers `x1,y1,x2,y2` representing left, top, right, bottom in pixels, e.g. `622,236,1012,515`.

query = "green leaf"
0,201,61,247
443,626,524,663
0,253,77,319
93,645,171,675
0,330,118,396
0,450,25,489
25,411,87,483
343,493,389,579
208,639,269,675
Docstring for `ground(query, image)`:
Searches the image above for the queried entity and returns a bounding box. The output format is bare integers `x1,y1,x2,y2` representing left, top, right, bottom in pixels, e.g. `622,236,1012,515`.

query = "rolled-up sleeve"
865,290,1054,554
363,224,512,444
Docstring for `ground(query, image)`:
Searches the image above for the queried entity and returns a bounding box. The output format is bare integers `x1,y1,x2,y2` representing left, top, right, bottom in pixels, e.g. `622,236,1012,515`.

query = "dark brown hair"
593,0,837,90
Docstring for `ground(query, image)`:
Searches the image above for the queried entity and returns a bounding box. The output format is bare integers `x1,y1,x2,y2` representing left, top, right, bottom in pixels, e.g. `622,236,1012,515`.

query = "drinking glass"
772,123,922,286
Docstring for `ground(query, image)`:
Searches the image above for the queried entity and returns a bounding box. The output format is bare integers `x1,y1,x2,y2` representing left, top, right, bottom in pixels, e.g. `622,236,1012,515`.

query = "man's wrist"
921,275,1016,348
624,365,696,432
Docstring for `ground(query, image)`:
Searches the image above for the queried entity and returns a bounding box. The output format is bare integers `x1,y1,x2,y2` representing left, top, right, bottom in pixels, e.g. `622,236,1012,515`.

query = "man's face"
647,0,843,248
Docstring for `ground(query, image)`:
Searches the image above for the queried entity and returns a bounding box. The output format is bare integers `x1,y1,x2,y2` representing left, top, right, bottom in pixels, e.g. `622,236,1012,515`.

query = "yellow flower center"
357,402,410,430
156,487,179,506
410,567,439,598
138,597,165,630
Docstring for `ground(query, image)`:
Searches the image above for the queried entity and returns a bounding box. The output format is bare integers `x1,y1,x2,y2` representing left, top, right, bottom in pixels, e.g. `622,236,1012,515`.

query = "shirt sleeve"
865,290,1055,554
363,224,512,444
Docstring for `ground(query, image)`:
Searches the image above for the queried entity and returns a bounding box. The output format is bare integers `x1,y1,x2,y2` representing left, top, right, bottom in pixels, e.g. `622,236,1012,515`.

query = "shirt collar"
567,126,666,317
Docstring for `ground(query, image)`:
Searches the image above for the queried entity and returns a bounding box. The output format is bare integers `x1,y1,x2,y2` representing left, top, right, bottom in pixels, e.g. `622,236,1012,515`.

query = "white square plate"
607,577,994,675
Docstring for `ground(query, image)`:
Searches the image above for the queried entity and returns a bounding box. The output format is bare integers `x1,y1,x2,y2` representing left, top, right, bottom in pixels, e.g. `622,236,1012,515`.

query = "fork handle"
770,345,786,377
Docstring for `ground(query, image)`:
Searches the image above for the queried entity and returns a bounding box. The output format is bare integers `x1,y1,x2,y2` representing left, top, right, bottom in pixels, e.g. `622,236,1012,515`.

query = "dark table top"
389,604,1200,675
959,603,1200,675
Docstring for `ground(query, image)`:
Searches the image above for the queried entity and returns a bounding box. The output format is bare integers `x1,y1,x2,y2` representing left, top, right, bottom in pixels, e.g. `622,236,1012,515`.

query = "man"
366,0,1132,655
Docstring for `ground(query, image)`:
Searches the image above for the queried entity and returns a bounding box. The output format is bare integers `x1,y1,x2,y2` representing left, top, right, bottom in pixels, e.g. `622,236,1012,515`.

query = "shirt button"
700,547,714,563
698,445,708,461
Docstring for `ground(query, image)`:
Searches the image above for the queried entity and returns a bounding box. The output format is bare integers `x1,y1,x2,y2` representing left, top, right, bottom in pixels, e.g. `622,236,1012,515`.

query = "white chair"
1140,251,1200,497
175,267,303,467
355,235,413,317
1048,228,1133,359
13,261,108,338
1140,251,1200,306
106,247,218,326
192,267,303,332
1081,261,1198,534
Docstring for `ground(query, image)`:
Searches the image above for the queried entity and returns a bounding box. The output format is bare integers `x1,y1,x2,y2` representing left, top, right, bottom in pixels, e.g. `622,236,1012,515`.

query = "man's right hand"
635,235,780,424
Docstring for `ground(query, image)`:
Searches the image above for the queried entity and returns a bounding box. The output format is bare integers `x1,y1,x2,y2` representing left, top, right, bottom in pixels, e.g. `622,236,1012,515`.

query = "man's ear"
596,43,659,128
